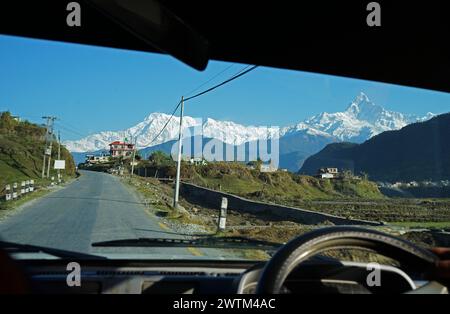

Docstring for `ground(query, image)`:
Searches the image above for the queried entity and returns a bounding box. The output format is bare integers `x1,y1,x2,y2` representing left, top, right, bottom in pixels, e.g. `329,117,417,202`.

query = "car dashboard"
16,258,428,294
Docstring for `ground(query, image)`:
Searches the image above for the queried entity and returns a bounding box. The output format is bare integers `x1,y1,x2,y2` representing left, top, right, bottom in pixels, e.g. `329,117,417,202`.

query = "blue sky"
0,35,448,141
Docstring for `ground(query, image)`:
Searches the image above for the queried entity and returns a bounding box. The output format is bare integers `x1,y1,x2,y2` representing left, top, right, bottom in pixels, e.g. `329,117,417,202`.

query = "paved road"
0,171,227,259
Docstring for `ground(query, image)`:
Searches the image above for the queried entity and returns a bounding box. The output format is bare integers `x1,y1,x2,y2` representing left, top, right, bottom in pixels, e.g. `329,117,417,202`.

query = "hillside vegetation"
134,152,384,202
0,112,76,188
110,151,449,225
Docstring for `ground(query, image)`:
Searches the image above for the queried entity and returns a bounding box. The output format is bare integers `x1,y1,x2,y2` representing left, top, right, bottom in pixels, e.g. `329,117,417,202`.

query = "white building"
316,167,339,179
86,153,110,164
260,163,277,173
183,156,207,166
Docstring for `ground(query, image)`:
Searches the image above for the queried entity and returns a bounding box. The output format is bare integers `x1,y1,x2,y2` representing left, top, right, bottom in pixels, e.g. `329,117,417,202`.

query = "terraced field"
289,199,450,224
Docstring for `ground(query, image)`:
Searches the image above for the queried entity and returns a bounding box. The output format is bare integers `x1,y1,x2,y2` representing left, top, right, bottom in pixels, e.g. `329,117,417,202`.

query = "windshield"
1,34,449,261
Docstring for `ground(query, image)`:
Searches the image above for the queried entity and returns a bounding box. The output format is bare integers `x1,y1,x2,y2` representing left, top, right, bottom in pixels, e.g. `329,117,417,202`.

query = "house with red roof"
109,141,135,158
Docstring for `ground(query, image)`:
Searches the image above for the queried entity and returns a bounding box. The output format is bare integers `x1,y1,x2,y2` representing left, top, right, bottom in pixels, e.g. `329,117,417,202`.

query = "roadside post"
25,180,30,193
12,183,18,200
218,197,228,231
20,181,25,196
5,184,11,201
29,180,34,192
51,176,55,186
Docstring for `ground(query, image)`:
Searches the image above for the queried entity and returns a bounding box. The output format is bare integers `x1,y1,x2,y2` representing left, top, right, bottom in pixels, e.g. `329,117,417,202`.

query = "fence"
3,180,35,202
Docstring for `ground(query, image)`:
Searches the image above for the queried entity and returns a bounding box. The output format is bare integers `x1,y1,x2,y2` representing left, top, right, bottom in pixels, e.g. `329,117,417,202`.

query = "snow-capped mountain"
64,92,435,153
302,92,435,142
64,113,280,152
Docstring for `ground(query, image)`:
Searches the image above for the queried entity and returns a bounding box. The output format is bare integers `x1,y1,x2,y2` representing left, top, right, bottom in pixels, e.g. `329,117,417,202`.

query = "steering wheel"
256,226,439,294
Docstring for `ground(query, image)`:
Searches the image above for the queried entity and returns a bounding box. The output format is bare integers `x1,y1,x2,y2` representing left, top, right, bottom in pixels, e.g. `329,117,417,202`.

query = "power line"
184,65,258,102
146,64,258,148
147,99,183,145
184,63,235,97
55,122,88,138
59,119,88,136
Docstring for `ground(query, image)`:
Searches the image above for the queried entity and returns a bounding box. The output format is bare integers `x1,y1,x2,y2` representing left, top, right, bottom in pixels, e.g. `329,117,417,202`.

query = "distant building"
391,182,403,188
316,167,339,179
183,156,207,166
85,153,110,164
109,141,135,158
260,162,277,173
246,160,278,172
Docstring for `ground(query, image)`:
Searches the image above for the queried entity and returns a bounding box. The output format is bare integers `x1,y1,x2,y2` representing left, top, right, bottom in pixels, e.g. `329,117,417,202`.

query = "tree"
341,169,354,180
360,171,369,181
0,111,17,131
149,151,174,167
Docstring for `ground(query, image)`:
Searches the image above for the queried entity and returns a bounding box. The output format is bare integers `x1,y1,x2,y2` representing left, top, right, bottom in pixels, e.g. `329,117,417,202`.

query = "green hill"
0,112,76,188
300,112,450,182
135,152,384,202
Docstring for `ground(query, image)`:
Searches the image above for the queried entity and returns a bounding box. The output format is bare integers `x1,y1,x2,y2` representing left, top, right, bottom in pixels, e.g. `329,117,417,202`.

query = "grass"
295,198,450,222
121,174,450,262
181,162,450,223
0,113,76,191
121,176,192,221
127,161,450,225
111,156,448,227
1,188,48,210
186,162,385,201
389,221,450,229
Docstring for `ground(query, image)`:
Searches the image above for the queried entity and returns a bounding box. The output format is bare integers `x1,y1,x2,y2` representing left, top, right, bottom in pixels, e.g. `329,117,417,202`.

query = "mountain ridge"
299,113,450,181
64,92,435,171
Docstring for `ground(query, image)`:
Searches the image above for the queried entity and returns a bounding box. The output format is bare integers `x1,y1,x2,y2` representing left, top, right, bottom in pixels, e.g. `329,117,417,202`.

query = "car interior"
0,226,448,294
0,0,449,295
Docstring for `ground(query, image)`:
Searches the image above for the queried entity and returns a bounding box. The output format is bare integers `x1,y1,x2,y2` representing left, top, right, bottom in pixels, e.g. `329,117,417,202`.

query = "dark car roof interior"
0,0,448,93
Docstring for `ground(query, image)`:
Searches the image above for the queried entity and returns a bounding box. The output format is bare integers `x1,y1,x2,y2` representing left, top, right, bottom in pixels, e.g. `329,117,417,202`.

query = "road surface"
0,171,230,259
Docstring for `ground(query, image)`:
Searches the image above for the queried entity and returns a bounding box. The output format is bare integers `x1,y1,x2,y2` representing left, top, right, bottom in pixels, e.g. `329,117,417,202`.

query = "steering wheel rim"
256,226,438,294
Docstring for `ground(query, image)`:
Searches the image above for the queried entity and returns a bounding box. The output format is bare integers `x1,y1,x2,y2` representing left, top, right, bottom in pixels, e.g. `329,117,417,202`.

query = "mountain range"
300,113,450,182
65,92,435,171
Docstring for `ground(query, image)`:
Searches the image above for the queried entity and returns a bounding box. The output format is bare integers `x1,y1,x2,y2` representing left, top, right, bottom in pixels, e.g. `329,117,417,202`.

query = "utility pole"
130,136,137,177
46,117,56,178
41,118,50,178
173,96,184,209
41,116,57,178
